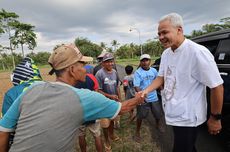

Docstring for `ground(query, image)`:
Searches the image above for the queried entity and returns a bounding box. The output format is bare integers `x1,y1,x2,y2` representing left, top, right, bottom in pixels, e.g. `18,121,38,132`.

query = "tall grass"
75,113,160,152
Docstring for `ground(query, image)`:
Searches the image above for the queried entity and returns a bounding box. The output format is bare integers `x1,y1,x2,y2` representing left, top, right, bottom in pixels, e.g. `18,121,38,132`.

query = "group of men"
0,12,224,152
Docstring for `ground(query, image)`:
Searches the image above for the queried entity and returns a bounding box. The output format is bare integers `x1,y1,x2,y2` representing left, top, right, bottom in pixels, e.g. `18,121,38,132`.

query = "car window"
215,39,230,64
200,40,220,55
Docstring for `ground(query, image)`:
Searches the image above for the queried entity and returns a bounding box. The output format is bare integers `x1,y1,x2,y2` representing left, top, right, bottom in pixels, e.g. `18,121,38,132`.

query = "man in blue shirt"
2,57,42,116
0,44,144,152
133,54,165,143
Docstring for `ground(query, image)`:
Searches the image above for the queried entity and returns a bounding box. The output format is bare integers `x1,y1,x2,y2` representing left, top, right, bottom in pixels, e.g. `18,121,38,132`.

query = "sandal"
104,143,112,152
110,135,121,142
132,135,141,143
129,115,136,123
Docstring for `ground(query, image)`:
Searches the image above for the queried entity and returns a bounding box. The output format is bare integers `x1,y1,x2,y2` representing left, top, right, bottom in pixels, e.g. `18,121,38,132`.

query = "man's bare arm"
207,84,224,135
98,90,118,101
119,93,144,114
0,131,10,152
141,76,164,97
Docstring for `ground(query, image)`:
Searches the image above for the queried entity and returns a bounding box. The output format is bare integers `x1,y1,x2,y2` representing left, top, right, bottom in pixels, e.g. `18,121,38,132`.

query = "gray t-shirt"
0,82,121,152
95,68,119,95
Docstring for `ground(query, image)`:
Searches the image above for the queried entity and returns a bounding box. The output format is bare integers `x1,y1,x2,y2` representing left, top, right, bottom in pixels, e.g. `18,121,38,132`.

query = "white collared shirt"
159,39,223,126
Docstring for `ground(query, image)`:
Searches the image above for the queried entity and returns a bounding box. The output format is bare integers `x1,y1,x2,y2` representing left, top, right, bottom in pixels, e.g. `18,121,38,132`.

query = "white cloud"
0,0,230,54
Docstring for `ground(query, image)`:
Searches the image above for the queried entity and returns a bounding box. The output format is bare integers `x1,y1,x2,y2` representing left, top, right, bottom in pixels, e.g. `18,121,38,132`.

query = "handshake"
134,90,148,105
118,89,149,114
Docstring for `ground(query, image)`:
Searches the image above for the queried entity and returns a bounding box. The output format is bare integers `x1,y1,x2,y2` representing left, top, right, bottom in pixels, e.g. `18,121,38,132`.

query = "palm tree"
0,17,4,34
100,42,107,50
111,40,119,52
130,43,135,58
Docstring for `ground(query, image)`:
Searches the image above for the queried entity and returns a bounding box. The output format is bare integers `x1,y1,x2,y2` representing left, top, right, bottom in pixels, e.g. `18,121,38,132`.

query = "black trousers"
172,126,199,152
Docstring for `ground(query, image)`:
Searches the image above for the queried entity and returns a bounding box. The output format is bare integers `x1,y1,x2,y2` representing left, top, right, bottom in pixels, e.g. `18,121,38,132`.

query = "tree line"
0,9,229,70
0,9,37,70
186,17,230,38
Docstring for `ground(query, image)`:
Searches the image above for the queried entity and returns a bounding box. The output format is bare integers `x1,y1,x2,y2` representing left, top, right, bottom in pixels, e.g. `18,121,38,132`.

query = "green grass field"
116,57,159,68
75,113,160,152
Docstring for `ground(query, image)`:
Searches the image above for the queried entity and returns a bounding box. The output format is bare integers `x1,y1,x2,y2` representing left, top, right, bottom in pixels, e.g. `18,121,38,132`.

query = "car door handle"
220,72,228,76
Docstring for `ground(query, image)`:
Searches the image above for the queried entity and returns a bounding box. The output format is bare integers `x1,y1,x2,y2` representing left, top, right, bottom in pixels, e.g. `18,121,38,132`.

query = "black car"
192,29,230,151
191,29,230,108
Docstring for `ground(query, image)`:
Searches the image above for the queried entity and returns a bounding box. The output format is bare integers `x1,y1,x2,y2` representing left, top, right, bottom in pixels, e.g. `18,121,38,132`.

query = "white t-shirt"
159,39,223,127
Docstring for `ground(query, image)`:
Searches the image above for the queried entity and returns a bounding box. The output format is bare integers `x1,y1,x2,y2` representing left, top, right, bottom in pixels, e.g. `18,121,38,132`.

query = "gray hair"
159,13,184,28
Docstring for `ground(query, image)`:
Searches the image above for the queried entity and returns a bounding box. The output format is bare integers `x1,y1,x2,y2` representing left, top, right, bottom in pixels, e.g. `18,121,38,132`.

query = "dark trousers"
172,126,199,152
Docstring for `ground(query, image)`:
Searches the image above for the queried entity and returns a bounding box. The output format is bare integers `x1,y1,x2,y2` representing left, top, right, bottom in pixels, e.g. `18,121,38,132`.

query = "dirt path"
0,68,55,111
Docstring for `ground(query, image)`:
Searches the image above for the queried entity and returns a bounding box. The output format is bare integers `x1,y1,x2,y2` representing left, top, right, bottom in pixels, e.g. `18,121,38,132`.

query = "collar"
170,38,188,54
141,67,150,71
102,67,113,74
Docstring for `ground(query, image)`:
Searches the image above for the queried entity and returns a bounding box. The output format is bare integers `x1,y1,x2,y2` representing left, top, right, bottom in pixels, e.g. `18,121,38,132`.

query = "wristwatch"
210,113,222,120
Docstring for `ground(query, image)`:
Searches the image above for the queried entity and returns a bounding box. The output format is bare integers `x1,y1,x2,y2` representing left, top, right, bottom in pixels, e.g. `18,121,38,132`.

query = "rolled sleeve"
193,49,223,88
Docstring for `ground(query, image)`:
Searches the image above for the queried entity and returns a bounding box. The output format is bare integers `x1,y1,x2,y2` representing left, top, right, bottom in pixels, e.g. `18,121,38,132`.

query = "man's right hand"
135,92,145,104
110,95,119,101
140,89,148,98
207,116,222,135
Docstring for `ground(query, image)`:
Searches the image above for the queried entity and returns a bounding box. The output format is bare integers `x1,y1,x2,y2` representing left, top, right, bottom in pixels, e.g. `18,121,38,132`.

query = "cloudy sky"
1,0,230,54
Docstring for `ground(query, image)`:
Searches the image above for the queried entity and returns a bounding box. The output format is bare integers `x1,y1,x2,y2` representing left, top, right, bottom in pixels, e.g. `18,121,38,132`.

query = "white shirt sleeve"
192,48,223,88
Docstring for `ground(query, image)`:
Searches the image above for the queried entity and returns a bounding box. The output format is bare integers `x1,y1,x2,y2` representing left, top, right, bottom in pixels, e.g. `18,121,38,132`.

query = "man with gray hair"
0,44,144,152
141,13,223,152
